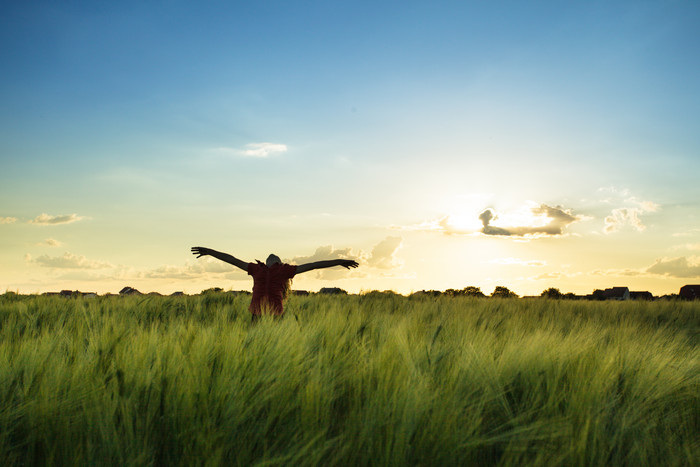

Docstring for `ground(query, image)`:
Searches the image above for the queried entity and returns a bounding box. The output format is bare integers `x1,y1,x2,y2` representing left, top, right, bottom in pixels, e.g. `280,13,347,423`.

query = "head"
265,253,292,299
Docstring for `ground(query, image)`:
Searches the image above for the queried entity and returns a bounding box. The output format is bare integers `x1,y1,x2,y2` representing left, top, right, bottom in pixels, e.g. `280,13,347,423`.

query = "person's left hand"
339,259,359,269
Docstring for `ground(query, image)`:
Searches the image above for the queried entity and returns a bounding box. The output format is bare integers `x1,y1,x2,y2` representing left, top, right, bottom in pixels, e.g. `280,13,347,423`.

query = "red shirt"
247,261,297,315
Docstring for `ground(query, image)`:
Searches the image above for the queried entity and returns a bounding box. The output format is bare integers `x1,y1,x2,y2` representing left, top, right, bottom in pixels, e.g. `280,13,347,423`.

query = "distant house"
170,291,185,297
292,290,310,296
603,287,630,300
629,291,653,301
119,286,142,296
679,285,700,300
319,287,348,295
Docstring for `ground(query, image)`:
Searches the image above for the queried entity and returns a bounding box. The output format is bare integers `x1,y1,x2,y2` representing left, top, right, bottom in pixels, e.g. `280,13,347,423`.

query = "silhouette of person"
191,247,358,321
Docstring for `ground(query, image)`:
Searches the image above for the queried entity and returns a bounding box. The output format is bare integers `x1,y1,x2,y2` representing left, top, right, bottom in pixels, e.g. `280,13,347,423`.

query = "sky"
2,0,700,296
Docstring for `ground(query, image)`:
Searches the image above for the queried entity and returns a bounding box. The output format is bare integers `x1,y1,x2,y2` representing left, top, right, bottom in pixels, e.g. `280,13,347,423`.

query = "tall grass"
0,293,698,466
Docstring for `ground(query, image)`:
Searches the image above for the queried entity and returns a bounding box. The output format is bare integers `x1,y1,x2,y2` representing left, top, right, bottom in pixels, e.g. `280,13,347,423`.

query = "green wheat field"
1,292,698,466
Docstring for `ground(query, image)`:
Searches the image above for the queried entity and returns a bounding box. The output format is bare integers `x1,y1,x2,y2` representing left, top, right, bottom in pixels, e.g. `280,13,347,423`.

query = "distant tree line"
409,286,518,299
5,284,699,301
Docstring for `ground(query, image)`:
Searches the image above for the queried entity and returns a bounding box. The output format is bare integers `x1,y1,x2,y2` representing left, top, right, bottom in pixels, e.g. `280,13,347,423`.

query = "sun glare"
497,205,549,229
444,214,482,232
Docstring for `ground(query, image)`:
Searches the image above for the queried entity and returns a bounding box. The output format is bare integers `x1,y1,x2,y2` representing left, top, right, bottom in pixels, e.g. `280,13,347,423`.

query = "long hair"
282,277,293,300
260,255,293,300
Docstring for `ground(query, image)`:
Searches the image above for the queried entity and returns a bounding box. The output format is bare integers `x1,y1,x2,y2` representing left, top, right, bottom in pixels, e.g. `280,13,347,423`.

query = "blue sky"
2,1,700,295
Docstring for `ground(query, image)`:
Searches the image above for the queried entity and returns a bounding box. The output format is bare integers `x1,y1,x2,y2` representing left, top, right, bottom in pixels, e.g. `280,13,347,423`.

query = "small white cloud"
37,238,64,247
634,200,660,212
29,213,84,225
600,192,658,234
216,142,288,158
1,216,17,224
604,208,646,233
29,252,113,269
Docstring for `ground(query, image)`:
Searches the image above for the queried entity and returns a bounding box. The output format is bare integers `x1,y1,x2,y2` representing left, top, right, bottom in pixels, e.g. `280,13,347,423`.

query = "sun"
443,213,482,233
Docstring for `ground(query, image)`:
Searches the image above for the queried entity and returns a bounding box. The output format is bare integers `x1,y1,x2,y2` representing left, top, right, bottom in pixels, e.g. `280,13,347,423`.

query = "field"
1,292,698,466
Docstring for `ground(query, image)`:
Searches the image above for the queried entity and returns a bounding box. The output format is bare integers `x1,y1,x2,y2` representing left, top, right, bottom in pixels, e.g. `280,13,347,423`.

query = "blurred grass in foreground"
0,293,698,466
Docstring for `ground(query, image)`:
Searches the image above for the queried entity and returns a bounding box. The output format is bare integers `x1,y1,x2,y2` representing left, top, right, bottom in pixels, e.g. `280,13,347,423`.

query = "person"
190,246,358,321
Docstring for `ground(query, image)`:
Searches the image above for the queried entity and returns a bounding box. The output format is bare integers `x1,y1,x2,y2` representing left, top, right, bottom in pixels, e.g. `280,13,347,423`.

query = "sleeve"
283,264,297,278
247,262,260,276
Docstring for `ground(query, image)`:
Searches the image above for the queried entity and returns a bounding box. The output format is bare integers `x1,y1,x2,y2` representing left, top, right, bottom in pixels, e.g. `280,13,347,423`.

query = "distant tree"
491,286,518,299
541,288,563,299
201,287,224,294
409,290,442,298
563,293,577,300
361,290,401,298
462,286,486,297
591,289,606,301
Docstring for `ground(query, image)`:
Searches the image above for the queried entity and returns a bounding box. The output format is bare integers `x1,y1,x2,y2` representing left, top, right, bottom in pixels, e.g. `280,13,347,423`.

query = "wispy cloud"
29,213,84,225
669,242,700,252
587,258,700,278
141,259,247,280
646,256,700,278
1,216,17,224
27,252,113,269
672,228,700,238
37,238,64,247
591,267,645,277
215,142,288,158
392,216,461,234
489,257,546,267
533,271,582,281
119,258,249,281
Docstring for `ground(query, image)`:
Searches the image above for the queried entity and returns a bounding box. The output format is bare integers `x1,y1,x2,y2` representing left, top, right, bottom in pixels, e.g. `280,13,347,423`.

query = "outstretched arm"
296,259,359,274
191,246,249,272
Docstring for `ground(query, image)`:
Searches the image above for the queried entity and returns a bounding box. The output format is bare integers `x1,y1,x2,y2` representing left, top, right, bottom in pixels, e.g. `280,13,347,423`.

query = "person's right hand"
191,246,211,258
